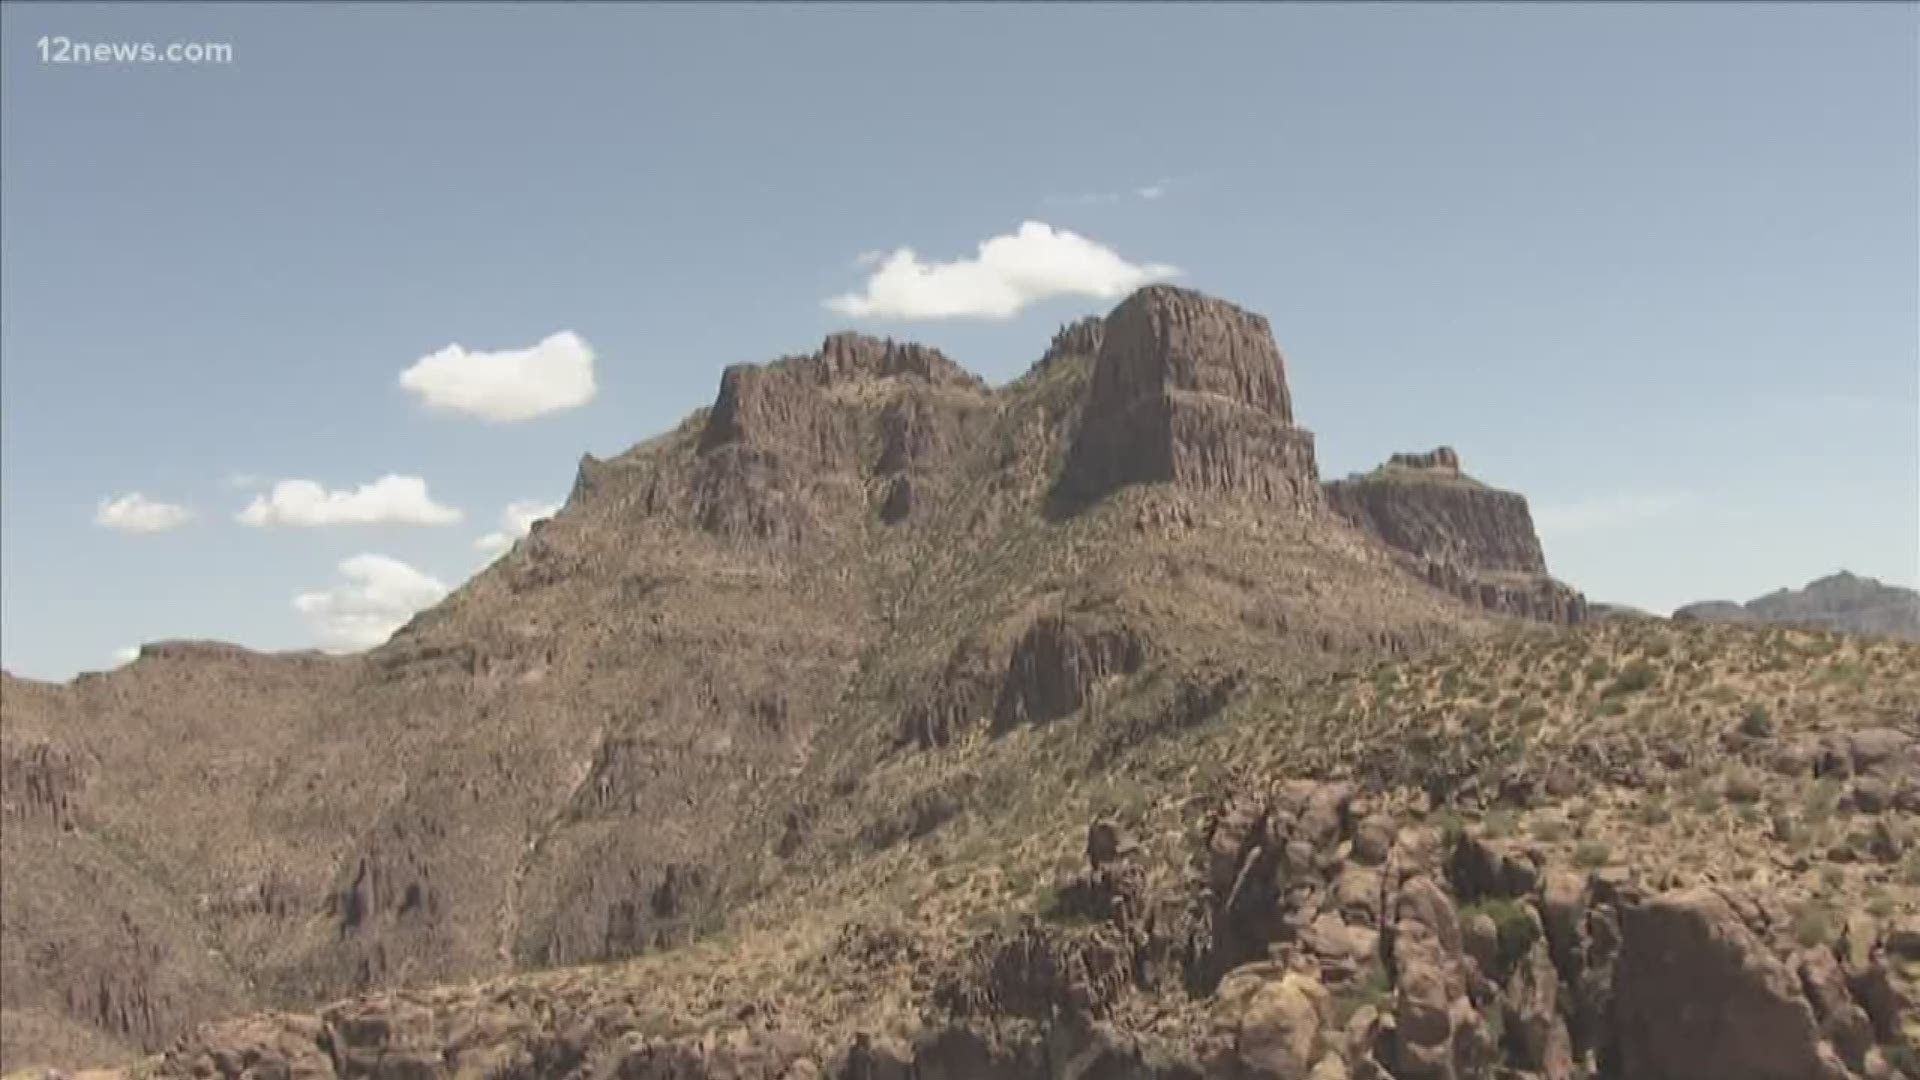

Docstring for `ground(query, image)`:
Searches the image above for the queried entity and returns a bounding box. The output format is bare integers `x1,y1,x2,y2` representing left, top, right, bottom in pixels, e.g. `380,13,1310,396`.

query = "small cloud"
95,493,193,534
293,554,448,653
225,472,262,489
399,331,597,422
853,250,887,269
825,221,1178,321
474,500,561,559
1048,179,1172,206
1535,492,1693,540
111,645,140,666
238,475,462,529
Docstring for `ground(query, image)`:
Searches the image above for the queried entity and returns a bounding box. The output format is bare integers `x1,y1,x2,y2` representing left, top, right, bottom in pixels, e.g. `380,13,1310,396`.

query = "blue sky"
2,3,1914,680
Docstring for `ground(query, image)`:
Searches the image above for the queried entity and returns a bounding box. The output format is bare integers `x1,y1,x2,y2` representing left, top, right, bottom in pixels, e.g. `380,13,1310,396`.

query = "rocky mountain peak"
1027,316,1107,377
1387,446,1462,474
696,334,985,462
1090,284,1295,422
1325,450,1586,624
1055,286,1319,510
812,332,977,388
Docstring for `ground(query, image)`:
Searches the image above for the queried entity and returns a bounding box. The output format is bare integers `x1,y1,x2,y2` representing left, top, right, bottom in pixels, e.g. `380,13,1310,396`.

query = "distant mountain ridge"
1675,570,1920,641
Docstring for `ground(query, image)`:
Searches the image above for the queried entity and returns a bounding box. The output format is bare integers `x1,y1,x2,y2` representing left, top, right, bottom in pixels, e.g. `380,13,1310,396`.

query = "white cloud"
111,645,140,666
399,331,597,422
225,472,262,489
95,493,193,534
238,475,462,529
1535,492,1693,540
474,500,561,559
293,554,448,653
1049,179,1173,207
825,221,1178,321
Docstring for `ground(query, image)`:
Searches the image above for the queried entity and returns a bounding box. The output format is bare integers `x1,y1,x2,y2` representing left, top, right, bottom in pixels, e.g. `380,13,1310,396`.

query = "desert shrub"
1529,817,1571,843
1792,902,1835,947
1481,809,1517,839
1723,771,1764,804
1604,660,1658,697
1429,809,1468,845
1573,841,1611,868
1464,897,1541,973
1331,960,1393,1025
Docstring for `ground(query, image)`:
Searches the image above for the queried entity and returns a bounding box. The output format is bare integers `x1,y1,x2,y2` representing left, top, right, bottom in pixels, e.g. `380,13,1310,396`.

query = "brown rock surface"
1324,450,1587,624
1612,888,1850,1080
1056,285,1320,512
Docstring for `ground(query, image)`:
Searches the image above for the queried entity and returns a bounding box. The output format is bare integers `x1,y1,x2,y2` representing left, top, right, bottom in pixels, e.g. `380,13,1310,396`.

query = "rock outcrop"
1325,450,1586,624
1057,286,1320,512
1612,888,1851,1080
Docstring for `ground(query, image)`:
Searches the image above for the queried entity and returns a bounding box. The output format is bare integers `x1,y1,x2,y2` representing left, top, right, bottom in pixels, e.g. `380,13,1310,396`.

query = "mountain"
1676,572,1920,641
5,286,1916,1080
1325,448,1586,625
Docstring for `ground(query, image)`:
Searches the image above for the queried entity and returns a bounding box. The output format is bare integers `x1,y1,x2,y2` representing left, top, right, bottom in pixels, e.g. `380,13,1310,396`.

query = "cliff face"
1325,448,1586,624
1056,285,1320,513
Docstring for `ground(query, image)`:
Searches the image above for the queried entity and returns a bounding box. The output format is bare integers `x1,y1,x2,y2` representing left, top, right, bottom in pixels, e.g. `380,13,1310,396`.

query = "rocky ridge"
1677,572,1920,642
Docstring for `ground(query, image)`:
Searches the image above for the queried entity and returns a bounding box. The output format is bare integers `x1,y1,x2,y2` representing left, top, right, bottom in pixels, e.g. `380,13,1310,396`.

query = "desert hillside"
4,287,1915,1080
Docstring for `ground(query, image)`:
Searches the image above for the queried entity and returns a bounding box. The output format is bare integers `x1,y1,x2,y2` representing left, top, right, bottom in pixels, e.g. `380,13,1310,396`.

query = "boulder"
1611,888,1850,1080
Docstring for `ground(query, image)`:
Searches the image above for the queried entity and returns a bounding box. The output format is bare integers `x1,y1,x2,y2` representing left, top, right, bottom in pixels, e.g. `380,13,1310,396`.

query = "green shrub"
1464,898,1542,973
1429,809,1468,845
1604,660,1658,697
1529,817,1571,843
1792,903,1835,947
1481,809,1517,839
1331,960,1393,1025
1573,841,1612,868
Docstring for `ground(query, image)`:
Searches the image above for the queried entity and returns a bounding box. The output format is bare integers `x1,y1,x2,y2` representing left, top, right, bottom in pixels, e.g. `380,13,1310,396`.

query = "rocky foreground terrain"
3,285,1915,1079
